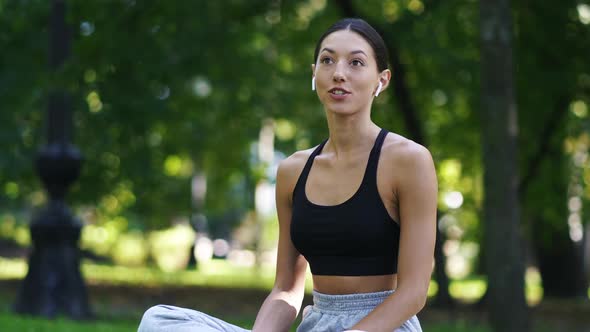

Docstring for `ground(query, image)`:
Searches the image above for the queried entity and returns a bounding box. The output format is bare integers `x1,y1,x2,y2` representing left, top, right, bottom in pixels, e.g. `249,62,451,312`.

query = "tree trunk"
479,0,530,331
433,216,453,307
533,219,587,298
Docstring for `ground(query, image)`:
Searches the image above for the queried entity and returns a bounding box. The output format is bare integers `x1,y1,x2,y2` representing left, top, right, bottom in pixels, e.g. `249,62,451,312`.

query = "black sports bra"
290,129,401,276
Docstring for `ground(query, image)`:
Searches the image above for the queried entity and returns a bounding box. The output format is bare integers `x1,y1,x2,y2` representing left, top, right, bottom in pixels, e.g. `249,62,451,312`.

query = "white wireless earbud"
374,81,383,97
312,77,316,91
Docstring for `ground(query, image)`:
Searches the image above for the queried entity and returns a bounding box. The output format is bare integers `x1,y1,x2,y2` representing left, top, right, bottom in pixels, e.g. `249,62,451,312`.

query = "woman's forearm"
252,288,304,332
350,287,427,332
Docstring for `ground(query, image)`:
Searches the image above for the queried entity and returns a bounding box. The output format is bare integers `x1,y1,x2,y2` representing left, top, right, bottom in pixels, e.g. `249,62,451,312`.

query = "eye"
351,59,365,66
320,57,333,64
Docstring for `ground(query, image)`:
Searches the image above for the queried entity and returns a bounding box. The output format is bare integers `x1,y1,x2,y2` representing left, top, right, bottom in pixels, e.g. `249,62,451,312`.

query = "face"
313,30,389,115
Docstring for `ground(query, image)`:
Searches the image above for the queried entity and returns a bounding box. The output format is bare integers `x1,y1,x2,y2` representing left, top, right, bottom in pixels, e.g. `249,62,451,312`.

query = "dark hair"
313,18,389,72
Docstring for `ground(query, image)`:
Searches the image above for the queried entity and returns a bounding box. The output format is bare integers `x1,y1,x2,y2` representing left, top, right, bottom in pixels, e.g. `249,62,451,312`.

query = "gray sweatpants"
297,290,421,332
137,290,422,332
138,305,248,332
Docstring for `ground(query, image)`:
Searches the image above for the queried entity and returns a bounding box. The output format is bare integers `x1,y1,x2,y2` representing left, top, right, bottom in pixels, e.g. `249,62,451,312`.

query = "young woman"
138,18,437,332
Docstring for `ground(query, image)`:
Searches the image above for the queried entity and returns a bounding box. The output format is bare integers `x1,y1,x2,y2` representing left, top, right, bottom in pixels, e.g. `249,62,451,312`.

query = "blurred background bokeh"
1,0,589,331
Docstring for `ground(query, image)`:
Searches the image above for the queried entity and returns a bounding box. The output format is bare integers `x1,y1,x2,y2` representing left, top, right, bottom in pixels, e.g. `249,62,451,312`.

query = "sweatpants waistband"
311,290,394,314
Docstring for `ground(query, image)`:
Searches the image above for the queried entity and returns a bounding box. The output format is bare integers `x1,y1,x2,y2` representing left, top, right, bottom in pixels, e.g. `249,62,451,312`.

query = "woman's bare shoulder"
381,132,434,169
276,147,317,189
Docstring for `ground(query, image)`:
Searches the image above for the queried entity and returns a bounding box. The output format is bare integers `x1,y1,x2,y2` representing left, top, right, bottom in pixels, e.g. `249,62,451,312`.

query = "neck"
323,111,380,157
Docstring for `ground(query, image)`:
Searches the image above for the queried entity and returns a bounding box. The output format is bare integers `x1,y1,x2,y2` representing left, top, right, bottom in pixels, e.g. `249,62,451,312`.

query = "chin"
325,103,363,116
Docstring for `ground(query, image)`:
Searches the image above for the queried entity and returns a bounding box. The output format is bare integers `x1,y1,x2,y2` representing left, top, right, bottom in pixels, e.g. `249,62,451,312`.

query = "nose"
332,61,346,82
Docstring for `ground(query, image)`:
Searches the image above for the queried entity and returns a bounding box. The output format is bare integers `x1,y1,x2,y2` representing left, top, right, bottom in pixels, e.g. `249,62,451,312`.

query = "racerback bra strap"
363,128,389,186
293,139,328,200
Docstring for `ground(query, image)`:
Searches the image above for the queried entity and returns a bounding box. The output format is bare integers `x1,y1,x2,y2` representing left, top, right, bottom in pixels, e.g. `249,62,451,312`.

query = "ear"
311,64,316,76
379,69,392,91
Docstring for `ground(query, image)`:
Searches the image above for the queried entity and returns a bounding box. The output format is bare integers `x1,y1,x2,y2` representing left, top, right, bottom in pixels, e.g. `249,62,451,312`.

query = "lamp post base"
13,203,91,319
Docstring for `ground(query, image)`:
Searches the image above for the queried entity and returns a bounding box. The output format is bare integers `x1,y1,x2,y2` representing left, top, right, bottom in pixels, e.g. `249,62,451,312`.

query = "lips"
328,87,351,95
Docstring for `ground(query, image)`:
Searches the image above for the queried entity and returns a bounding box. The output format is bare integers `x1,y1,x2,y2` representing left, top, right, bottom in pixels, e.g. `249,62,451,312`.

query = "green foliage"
0,0,589,264
1,0,479,228
515,0,590,240
148,223,195,271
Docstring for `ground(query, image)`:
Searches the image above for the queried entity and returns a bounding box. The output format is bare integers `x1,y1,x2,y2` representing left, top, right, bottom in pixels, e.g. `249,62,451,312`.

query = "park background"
1,0,590,331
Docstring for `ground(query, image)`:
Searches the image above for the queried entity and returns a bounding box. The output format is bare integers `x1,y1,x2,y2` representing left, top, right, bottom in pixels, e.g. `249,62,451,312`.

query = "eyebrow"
320,47,368,56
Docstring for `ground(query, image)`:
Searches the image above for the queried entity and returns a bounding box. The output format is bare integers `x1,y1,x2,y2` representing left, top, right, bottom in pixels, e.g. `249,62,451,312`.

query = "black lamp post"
13,0,91,319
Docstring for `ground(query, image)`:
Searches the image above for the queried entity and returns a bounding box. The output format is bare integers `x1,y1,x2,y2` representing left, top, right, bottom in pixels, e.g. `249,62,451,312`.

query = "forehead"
319,30,375,57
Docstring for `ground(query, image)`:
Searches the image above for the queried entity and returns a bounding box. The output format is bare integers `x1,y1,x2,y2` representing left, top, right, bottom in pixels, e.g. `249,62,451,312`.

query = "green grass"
422,321,491,332
0,312,138,332
0,257,483,299
83,260,278,289
0,257,280,289
1,257,584,331
0,256,552,305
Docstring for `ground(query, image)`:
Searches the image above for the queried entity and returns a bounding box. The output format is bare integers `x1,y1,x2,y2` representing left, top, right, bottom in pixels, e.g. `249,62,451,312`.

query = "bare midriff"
312,274,397,294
